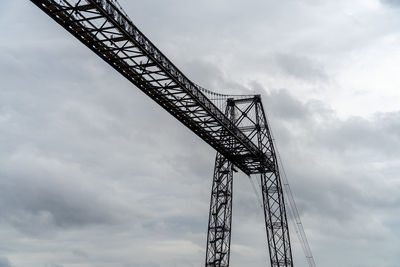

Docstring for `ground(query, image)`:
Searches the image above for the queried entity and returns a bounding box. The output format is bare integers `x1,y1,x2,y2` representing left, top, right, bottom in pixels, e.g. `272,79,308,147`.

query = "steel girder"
30,0,275,175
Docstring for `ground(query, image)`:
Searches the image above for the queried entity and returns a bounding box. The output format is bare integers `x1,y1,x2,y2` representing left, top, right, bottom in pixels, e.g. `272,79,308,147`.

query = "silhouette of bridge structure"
29,1,316,266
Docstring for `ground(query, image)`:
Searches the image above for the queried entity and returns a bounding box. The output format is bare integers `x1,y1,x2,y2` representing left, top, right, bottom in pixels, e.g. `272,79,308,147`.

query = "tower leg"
205,152,233,267
255,100,293,267
260,171,293,266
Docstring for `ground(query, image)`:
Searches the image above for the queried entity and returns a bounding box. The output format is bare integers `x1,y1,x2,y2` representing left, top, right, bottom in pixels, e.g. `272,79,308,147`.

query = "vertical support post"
205,100,235,267
205,153,233,267
255,97,293,266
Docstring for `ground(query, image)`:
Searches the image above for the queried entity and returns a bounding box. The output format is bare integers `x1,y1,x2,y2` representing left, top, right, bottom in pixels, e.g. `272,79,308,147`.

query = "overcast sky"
1,0,400,266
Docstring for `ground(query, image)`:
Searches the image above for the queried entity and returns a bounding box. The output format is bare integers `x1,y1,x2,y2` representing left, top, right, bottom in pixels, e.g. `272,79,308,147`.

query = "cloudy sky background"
1,0,400,266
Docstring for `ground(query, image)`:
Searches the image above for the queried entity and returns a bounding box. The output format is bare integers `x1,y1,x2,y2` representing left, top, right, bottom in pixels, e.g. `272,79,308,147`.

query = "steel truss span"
30,0,274,176
31,0,294,266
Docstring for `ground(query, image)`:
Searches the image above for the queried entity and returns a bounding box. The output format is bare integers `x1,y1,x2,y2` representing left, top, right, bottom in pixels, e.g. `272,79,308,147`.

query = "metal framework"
30,0,274,176
205,100,235,267
30,0,294,266
252,97,293,266
205,97,293,266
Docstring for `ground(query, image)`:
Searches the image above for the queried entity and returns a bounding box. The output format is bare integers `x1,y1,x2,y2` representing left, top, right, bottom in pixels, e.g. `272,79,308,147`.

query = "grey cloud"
381,0,400,7
182,59,254,94
0,258,11,267
261,87,400,157
275,53,328,82
71,249,88,258
2,1,400,267
264,89,312,120
314,112,400,157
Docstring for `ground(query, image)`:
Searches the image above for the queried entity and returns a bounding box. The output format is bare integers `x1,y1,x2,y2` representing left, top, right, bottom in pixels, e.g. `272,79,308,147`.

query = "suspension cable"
248,175,264,209
243,99,317,267
266,115,317,267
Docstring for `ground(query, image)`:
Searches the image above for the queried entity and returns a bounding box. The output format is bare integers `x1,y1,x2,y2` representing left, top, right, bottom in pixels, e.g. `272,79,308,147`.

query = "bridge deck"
31,0,275,175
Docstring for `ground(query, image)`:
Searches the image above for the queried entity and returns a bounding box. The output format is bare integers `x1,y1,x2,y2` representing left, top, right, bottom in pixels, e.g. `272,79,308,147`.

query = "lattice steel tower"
30,0,294,266
205,97,292,267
